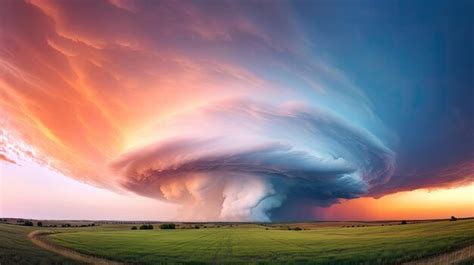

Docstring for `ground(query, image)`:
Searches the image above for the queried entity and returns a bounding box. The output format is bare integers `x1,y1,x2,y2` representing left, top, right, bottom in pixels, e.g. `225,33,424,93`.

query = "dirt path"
402,244,474,265
28,230,124,265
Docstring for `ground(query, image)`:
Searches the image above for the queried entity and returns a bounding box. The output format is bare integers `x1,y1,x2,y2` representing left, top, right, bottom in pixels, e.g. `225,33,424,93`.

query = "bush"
293,227,302,231
24,221,34,226
450,216,458,221
131,226,137,230
160,223,176,229
401,220,407,225
37,222,43,227
139,224,154,230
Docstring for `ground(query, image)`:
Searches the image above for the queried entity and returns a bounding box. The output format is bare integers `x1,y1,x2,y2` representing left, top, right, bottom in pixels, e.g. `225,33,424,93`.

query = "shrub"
37,222,43,227
160,223,176,229
293,227,302,231
139,224,154,230
24,221,34,226
450,216,458,221
131,226,137,230
401,220,407,225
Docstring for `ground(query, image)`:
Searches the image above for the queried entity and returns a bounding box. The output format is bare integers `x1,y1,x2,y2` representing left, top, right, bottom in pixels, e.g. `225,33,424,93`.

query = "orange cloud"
1,0,296,187
0,153,16,164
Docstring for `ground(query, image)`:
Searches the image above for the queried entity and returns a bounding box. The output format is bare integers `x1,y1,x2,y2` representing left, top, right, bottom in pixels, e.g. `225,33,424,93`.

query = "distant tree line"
131,223,179,230
139,224,154,230
286,226,302,231
160,223,176,229
14,221,96,227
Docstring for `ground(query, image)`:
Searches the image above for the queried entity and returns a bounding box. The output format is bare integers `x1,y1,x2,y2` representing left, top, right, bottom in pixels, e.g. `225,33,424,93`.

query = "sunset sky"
1,0,473,221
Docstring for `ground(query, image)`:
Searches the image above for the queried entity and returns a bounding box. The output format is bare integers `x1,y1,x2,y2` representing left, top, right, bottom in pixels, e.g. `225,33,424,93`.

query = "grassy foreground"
46,220,474,264
0,221,128,264
0,224,78,264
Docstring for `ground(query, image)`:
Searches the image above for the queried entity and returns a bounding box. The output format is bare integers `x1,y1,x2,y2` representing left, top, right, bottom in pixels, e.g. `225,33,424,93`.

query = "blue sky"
293,0,473,193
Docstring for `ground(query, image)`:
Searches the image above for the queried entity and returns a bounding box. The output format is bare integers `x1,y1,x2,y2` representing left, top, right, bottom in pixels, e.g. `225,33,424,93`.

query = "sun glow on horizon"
319,184,474,221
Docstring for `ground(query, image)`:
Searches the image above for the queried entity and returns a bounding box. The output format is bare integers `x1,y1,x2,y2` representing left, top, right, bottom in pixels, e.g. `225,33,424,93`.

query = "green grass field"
0,220,135,264
0,224,79,265
44,219,474,264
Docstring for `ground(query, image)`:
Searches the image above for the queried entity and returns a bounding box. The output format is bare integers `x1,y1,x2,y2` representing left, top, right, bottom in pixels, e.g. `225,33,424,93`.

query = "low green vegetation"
2,219,473,264
139,224,154,230
47,219,474,264
0,224,78,264
159,223,176,229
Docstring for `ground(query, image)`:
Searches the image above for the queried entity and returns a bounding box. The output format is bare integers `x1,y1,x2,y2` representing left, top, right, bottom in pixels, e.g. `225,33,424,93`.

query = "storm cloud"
110,101,395,221
1,0,472,221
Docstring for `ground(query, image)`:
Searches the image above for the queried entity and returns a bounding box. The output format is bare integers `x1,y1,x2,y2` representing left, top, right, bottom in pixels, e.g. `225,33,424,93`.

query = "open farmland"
0,223,78,264
41,219,474,264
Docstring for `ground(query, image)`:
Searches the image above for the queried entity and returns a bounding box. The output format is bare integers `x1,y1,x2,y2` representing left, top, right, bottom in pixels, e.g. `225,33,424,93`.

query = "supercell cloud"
111,101,395,221
1,0,472,221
